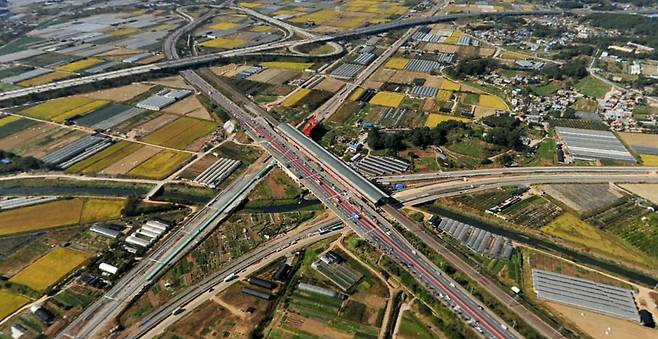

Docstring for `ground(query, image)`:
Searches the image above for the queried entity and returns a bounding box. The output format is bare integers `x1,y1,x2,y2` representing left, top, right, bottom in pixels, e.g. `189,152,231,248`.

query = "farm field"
83,83,153,102
425,113,469,127
9,247,90,292
539,184,624,214
142,116,216,150
398,311,437,339
66,141,142,174
54,58,102,72
384,57,409,70
208,22,238,30
618,132,658,151
199,38,246,49
574,76,610,99
260,61,313,71
18,71,70,86
620,184,658,204
640,154,658,166
531,81,560,97
501,196,562,228
451,188,516,211
101,145,161,175
250,167,300,201
439,79,461,91
19,96,109,122
282,88,311,107
128,150,191,179
0,290,29,321
369,91,405,108
540,213,652,268
478,95,507,110
0,198,124,236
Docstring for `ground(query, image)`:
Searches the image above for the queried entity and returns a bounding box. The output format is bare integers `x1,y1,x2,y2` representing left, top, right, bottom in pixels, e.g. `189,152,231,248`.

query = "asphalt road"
395,173,658,205
183,69,523,338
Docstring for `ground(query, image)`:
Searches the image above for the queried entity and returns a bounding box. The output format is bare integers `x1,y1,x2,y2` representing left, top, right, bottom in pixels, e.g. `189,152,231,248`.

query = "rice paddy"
142,116,217,150
20,96,109,122
440,79,461,91
369,91,405,108
425,113,470,127
0,290,29,321
0,115,20,127
384,57,410,70
436,90,453,102
18,71,70,86
282,88,311,107
478,95,507,110
208,22,239,30
66,141,143,174
640,154,658,166
54,58,103,73
260,61,313,71
9,247,90,292
128,150,191,179
199,38,246,49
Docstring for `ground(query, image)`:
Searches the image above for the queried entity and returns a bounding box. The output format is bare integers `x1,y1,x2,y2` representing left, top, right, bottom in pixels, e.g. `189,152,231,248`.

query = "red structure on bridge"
301,117,319,137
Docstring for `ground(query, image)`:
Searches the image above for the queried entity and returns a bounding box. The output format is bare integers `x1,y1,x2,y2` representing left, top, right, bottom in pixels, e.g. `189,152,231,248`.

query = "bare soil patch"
538,184,625,214
163,96,212,121
101,145,160,175
0,123,56,151
131,113,178,138
83,83,153,102
619,184,658,204
313,77,345,93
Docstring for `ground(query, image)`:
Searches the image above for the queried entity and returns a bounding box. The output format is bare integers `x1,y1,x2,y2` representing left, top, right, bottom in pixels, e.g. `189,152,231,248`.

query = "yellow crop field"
261,61,313,71
66,141,142,174
436,90,453,102
0,199,82,236
55,58,103,73
199,38,246,49
440,79,461,91
9,247,90,292
109,27,138,36
142,116,217,149
290,9,335,24
478,95,507,110
337,17,366,28
209,22,238,30
0,115,20,127
425,113,470,127
369,91,405,108
0,290,29,321
282,88,311,107
128,150,191,179
80,198,125,223
541,214,650,267
640,154,658,166
51,100,109,122
250,25,272,32
19,71,70,86
445,31,462,44
522,4,535,11
0,198,125,236
384,57,409,70
238,1,261,8
348,88,365,101
20,96,94,120
500,50,529,60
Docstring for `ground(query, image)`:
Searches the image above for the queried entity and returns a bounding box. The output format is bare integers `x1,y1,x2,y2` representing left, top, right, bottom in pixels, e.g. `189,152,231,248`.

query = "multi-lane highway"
393,172,658,205
0,9,560,104
57,159,272,339
182,68,532,338
375,166,658,183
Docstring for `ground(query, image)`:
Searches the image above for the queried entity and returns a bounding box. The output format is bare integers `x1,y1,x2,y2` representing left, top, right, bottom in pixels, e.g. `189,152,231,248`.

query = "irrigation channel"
423,205,658,288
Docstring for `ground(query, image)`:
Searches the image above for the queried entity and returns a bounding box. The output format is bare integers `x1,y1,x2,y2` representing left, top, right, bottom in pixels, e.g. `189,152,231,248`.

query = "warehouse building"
278,123,389,205
98,262,118,275
248,277,276,290
532,269,640,322
274,264,292,282
555,127,636,163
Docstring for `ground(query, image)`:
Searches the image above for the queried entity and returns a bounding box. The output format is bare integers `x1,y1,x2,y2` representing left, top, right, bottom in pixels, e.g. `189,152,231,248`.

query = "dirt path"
392,302,412,339
211,296,246,320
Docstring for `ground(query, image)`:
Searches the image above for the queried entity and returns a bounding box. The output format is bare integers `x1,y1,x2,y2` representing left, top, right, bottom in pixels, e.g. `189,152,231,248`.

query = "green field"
531,81,560,97
66,141,142,174
574,76,610,99
142,116,216,149
502,196,562,227
399,311,435,339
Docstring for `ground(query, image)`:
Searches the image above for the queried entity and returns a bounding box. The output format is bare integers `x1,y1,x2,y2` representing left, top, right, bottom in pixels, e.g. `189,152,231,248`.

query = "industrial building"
193,157,240,188
136,88,192,111
89,225,122,239
555,127,636,163
278,123,389,205
98,262,118,275
274,263,292,282
434,216,514,259
532,269,640,322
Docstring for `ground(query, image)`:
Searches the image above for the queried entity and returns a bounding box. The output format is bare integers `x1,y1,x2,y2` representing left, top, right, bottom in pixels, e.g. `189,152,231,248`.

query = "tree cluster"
541,59,588,81
367,121,468,151
0,150,50,174
448,58,500,79
482,115,525,150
